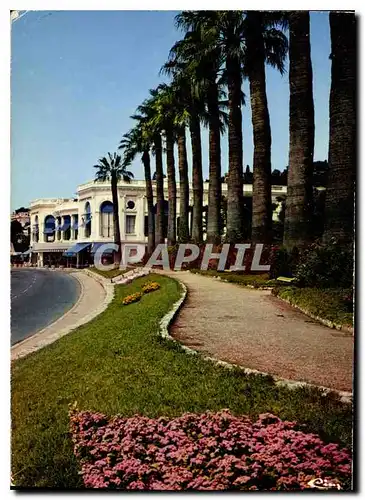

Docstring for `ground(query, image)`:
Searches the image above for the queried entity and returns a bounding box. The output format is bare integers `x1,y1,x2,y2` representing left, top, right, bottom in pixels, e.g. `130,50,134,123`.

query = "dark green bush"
269,246,300,279
294,241,354,289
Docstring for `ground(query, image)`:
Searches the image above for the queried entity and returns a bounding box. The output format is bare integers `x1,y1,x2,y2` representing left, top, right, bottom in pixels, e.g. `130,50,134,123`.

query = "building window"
100,201,114,237
144,216,148,237
44,215,56,243
126,200,135,210
84,202,92,238
63,215,71,240
126,215,136,234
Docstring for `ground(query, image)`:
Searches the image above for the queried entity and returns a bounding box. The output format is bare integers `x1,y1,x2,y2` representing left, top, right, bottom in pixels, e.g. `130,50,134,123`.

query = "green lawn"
12,274,352,488
273,287,353,328
88,267,129,280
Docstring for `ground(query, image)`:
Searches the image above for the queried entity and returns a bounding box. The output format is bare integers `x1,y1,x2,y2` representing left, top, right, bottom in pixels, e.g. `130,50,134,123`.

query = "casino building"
29,179,287,267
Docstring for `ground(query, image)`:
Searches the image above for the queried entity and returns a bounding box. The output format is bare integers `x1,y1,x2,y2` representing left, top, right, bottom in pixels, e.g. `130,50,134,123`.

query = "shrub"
69,409,351,491
343,289,354,313
142,281,161,294
294,241,354,288
122,292,143,305
269,246,300,279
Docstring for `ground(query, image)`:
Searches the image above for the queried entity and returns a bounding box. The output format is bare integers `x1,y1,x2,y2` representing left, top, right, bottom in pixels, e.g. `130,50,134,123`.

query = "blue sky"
11,10,331,210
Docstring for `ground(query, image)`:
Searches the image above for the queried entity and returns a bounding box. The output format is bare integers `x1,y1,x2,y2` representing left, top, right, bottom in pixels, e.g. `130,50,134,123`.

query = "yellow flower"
142,281,161,294
122,292,143,305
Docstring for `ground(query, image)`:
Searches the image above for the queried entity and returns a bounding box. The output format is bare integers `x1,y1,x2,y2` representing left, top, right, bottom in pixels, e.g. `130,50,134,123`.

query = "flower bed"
122,292,142,305
69,409,351,491
142,281,161,294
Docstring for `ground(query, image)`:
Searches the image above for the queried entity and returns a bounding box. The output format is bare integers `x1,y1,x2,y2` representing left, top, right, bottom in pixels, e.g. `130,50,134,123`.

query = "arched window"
84,202,91,238
63,215,71,241
44,215,55,243
33,215,39,243
100,201,114,237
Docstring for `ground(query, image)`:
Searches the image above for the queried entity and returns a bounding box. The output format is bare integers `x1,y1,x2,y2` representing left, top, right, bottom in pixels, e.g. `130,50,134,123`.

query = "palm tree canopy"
94,152,134,183
174,11,288,79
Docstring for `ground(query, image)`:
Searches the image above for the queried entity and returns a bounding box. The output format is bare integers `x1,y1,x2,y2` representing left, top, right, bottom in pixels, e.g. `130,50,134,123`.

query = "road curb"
158,274,352,405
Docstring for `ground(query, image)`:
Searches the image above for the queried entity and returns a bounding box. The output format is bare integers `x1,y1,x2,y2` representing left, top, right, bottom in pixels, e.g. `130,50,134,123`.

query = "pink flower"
69,409,352,491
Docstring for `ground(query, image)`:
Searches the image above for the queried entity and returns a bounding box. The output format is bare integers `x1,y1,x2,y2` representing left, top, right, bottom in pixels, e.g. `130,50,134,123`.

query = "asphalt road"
11,269,81,346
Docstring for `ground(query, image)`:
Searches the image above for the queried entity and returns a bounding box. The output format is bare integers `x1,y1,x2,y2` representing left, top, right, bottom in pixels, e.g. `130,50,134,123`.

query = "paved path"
166,271,353,392
11,271,112,361
11,269,80,345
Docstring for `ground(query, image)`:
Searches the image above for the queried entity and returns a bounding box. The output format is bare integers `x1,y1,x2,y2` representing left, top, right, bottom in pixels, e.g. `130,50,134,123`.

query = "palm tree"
166,25,226,245
323,11,356,245
284,11,315,248
119,122,155,255
135,92,165,244
161,54,205,244
176,11,247,243
93,152,134,264
149,84,178,246
244,11,288,243
159,71,191,243
176,126,190,242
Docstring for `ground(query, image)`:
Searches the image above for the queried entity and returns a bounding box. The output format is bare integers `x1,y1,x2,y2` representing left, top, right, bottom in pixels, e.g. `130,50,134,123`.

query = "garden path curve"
161,271,353,392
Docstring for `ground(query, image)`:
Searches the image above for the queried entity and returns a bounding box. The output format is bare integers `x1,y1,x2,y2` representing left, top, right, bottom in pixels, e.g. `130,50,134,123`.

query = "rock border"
273,293,354,336
159,276,352,405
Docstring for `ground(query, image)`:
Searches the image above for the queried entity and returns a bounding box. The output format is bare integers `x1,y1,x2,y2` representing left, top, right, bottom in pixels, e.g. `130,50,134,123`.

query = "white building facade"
29,179,287,266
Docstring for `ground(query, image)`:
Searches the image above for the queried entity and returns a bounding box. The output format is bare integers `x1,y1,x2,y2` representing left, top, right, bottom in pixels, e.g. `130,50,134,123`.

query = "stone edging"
80,269,115,317
83,268,113,286
274,293,354,336
159,276,352,405
112,268,151,284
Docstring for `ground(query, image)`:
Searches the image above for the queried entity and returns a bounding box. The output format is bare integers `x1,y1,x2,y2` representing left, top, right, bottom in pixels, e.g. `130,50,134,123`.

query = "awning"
63,242,91,257
90,242,115,255
71,222,79,230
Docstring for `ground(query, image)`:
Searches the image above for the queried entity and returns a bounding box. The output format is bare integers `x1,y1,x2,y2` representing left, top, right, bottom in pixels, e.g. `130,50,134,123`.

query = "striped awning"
63,242,91,257
90,242,115,255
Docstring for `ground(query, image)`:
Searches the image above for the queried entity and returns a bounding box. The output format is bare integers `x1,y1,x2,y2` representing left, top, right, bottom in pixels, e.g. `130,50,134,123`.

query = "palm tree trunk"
323,12,356,245
190,113,203,243
249,14,272,244
166,129,177,246
142,149,155,254
154,133,165,244
284,11,315,248
226,55,244,242
111,173,121,265
177,127,190,242
207,81,222,245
